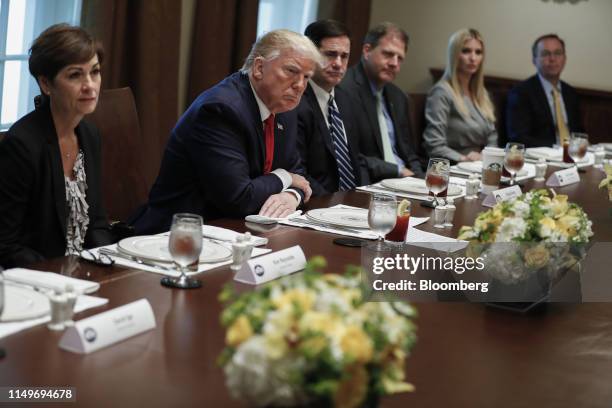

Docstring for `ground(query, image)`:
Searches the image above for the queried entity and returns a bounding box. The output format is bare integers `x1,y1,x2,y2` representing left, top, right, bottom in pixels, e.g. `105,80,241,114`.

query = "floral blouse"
64,150,90,255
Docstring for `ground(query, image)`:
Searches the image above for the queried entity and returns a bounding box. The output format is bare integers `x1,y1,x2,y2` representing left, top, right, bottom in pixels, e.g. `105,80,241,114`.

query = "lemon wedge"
397,199,411,216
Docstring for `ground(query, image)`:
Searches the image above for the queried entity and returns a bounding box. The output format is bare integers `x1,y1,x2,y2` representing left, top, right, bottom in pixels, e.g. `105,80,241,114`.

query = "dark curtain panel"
187,0,259,106
329,0,372,66
81,0,182,190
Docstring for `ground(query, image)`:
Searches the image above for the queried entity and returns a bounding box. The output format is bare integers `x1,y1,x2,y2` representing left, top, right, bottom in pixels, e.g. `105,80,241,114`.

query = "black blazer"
0,102,113,268
506,75,582,147
131,72,306,234
296,84,369,196
339,62,424,181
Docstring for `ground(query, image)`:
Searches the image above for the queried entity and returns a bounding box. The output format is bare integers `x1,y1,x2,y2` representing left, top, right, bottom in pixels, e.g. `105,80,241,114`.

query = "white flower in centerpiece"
225,336,309,407
511,200,530,218
494,217,527,242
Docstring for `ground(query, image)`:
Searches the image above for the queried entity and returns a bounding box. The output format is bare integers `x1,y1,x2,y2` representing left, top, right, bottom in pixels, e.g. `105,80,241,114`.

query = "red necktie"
263,114,275,174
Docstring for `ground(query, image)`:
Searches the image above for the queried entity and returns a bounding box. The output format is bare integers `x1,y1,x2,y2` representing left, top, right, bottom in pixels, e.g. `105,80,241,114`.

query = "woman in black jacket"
0,24,113,268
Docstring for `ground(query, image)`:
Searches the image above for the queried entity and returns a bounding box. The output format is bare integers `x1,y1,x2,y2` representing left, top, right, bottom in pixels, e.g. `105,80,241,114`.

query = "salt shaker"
63,284,77,327
465,174,480,199
231,232,254,272
433,203,447,229
47,290,66,331
594,146,605,169
535,158,547,182
444,197,456,228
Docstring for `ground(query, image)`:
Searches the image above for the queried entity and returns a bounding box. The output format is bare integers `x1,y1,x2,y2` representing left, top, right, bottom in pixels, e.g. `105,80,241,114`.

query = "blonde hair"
241,29,322,73
441,28,495,122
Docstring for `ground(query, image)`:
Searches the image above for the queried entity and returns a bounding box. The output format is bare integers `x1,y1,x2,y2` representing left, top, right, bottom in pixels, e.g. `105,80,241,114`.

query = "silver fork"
98,248,173,272
287,218,366,234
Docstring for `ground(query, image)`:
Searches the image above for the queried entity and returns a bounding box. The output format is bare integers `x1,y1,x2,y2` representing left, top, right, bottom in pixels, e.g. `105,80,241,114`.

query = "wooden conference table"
1,167,611,407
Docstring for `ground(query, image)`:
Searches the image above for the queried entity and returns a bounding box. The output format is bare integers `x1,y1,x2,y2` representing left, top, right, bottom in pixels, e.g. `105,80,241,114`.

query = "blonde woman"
423,28,497,162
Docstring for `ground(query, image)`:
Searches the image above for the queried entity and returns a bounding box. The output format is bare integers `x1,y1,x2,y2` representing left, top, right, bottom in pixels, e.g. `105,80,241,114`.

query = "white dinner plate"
306,208,369,229
525,147,589,163
457,161,482,173
380,178,462,196
118,236,232,264
0,285,50,322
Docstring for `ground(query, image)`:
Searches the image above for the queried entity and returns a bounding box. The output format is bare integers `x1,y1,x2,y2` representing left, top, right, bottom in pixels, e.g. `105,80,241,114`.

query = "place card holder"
546,166,580,187
59,299,156,354
234,245,306,285
482,185,522,207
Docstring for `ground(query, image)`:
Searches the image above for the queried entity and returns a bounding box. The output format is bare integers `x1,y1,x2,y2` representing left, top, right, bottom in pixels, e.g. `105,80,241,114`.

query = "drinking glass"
425,158,450,207
504,143,525,186
161,213,204,289
568,133,589,170
385,200,411,244
368,194,397,251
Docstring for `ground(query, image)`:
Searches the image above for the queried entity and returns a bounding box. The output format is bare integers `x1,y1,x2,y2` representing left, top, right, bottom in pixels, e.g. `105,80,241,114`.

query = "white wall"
369,0,612,93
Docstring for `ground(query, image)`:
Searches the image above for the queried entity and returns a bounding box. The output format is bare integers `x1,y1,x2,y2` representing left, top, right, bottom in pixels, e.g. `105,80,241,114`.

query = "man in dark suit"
340,22,424,182
506,34,582,148
132,30,319,234
296,20,369,196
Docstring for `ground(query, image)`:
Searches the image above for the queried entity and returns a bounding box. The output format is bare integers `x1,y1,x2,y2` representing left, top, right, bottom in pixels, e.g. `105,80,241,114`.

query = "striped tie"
328,95,357,191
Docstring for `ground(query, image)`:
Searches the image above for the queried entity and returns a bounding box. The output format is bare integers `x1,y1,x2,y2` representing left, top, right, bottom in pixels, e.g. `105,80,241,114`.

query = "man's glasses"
539,50,565,59
80,250,115,266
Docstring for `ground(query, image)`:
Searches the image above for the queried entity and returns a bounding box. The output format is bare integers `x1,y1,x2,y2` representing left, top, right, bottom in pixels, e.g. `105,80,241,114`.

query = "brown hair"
531,33,565,59
29,23,104,83
363,22,409,52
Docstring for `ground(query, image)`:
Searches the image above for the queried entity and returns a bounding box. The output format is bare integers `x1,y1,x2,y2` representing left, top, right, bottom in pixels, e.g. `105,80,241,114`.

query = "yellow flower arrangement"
457,189,592,285
218,258,417,407
599,163,612,202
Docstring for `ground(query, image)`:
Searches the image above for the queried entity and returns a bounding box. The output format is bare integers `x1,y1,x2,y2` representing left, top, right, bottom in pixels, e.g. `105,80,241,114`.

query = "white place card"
482,185,522,207
234,245,306,285
59,299,156,354
546,166,580,187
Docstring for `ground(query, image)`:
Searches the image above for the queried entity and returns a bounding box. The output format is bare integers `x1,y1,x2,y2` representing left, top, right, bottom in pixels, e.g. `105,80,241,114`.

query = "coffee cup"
481,147,504,194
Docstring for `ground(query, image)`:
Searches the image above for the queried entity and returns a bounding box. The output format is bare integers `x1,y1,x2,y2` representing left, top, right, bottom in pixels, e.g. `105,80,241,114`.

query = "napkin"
202,225,268,246
404,228,468,253
3,269,100,294
0,294,108,339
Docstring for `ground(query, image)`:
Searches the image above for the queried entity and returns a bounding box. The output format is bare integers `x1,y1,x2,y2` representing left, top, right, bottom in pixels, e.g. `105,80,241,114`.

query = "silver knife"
99,248,173,272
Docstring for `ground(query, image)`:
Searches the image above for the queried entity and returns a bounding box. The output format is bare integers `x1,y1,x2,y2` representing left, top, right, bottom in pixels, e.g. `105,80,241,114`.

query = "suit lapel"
39,104,67,237
305,85,335,157
238,73,266,168
533,76,555,129
354,63,384,156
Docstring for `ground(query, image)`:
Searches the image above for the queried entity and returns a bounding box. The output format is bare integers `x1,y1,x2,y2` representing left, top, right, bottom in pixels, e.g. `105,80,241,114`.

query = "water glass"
504,143,525,186
368,194,397,251
161,213,204,289
568,133,589,169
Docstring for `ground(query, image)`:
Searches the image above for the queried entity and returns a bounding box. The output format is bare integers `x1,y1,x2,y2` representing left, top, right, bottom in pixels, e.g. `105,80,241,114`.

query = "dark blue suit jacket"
132,72,305,234
506,75,582,147
296,84,369,196
339,62,424,181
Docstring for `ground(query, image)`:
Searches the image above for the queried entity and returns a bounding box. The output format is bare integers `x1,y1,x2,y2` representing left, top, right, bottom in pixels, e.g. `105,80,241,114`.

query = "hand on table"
400,167,415,177
289,173,312,203
259,192,299,218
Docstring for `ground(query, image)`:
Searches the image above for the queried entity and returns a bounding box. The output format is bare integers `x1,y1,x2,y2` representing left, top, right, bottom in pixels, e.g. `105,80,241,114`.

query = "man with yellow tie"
506,34,583,148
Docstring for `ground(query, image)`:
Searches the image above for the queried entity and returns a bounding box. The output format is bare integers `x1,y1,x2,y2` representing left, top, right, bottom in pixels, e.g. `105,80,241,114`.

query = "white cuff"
285,188,302,205
271,168,291,190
